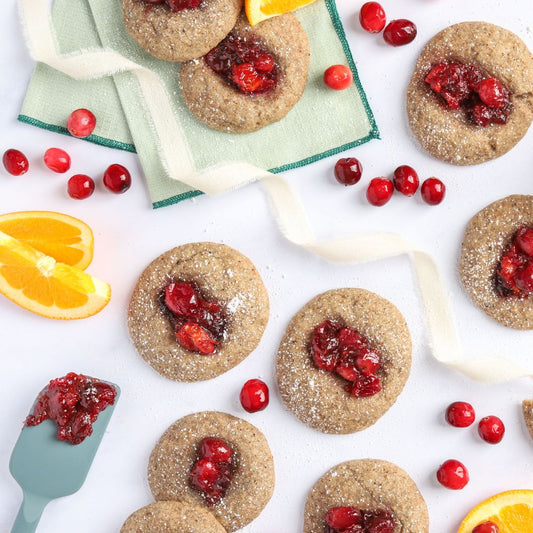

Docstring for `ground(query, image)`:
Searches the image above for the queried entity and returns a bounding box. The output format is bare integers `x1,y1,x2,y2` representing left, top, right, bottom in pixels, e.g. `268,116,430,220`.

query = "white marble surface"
1,0,533,531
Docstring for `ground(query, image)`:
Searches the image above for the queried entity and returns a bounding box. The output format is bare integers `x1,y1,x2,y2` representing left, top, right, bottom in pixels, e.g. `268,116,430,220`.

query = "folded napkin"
19,0,378,207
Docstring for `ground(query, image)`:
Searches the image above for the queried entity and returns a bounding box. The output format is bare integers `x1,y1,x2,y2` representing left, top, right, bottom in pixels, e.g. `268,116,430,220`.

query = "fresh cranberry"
393,165,419,196
515,227,533,256
383,19,417,46
477,78,507,109
355,349,381,376
43,148,71,173
232,62,263,93
190,458,220,492
175,322,218,354
103,163,131,193
436,459,469,489
200,437,233,463
166,0,202,10
240,379,269,413
67,174,95,199
445,401,475,427
359,2,386,33
254,54,275,74
421,178,445,205
326,507,362,529
3,149,29,176
515,263,533,292
324,65,353,90
67,108,96,138
478,416,505,444
334,157,363,186
25,372,117,445
366,177,393,206
472,521,499,533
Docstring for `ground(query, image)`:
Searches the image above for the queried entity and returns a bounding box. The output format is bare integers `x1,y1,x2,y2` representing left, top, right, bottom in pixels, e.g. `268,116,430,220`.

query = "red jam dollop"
205,33,279,94
24,372,117,445
190,436,234,506
496,226,533,298
311,319,382,397
141,0,203,11
425,61,513,127
163,281,226,354
325,506,396,533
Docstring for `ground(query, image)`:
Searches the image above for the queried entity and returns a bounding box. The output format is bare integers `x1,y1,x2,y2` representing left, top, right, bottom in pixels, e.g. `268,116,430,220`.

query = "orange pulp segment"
245,0,317,26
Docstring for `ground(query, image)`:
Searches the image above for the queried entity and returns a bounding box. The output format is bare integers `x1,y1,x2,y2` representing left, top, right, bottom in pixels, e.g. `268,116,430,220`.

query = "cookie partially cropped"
120,501,226,533
128,242,269,381
304,459,429,533
123,0,242,62
276,288,412,434
148,411,275,532
407,22,533,165
459,195,533,329
180,12,310,133
522,400,533,443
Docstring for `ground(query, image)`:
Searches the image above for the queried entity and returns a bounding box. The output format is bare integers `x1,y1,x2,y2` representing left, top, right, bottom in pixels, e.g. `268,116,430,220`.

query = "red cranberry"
175,322,218,354
436,459,469,489
311,318,340,371
393,165,419,196
496,228,533,298
3,149,29,176
190,458,220,492
472,521,499,533
445,401,475,428
478,415,505,444
232,62,263,93
67,108,96,138
325,506,361,529
515,263,533,292
359,2,386,33
515,226,533,256
477,78,507,109
324,65,353,90
334,157,363,186
240,379,269,413
366,177,394,206
67,174,95,200
200,437,233,463
355,349,381,376
349,373,381,397
103,163,131,193
166,0,202,10
421,177,445,205
43,148,71,173
383,19,417,46
254,54,275,74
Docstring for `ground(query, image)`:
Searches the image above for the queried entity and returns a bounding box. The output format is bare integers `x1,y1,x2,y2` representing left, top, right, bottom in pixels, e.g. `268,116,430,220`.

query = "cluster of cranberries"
334,159,445,207
359,2,417,47
325,505,395,533
437,401,505,493
141,0,203,11
495,226,533,299
311,319,382,398
163,281,226,354
2,109,132,199
190,436,234,506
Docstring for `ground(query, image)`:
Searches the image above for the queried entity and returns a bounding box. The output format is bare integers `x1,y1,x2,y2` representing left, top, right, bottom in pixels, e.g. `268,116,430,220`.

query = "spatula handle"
11,493,49,533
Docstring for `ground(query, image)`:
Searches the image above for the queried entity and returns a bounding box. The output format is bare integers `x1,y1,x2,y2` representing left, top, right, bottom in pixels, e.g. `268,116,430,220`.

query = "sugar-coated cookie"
522,399,533,443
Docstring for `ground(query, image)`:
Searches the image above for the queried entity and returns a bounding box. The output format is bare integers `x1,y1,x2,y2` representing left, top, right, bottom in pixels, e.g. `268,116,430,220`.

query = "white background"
1,0,533,532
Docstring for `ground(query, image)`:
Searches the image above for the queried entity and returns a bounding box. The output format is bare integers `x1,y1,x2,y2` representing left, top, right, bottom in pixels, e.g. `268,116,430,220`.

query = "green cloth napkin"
19,0,378,208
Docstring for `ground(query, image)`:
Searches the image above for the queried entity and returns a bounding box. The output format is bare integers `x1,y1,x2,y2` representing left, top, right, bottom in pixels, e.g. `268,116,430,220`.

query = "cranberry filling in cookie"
141,0,203,12
495,226,533,298
311,319,382,398
190,436,235,506
205,33,279,94
425,61,513,127
325,506,396,533
163,281,227,354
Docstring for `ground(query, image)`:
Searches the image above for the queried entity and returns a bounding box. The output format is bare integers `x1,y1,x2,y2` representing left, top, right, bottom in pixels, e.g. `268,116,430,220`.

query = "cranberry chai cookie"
128,242,269,381
276,288,412,434
304,459,429,533
148,411,275,532
180,12,310,133
407,22,533,165
459,195,533,329
123,0,242,62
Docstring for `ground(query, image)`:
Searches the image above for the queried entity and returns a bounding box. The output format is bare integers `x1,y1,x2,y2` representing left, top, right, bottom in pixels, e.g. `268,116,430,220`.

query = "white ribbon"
19,0,533,382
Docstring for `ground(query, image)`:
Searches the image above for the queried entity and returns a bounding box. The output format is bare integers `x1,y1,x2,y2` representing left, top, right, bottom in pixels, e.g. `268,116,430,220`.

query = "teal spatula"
9,383,120,533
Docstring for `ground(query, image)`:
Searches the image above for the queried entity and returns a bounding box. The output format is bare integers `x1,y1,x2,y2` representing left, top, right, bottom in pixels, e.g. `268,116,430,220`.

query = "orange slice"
458,490,533,533
0,230,110,319
0,211,93,270
245,0,316,26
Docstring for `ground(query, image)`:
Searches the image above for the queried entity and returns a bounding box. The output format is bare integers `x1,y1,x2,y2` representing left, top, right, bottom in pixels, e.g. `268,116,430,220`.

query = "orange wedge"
0,230,110,319
458,490,533,533
245,0,316,26
0,211,93,270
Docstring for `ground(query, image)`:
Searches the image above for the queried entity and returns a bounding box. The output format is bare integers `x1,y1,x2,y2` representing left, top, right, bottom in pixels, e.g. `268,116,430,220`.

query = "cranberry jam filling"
205,33,279,94
495,226,533,298
141,0,203,12
163,281,226,355
190,436,234,506
425,61,513,127
25,372,117,445
311,319,382,398
325,506,396,533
